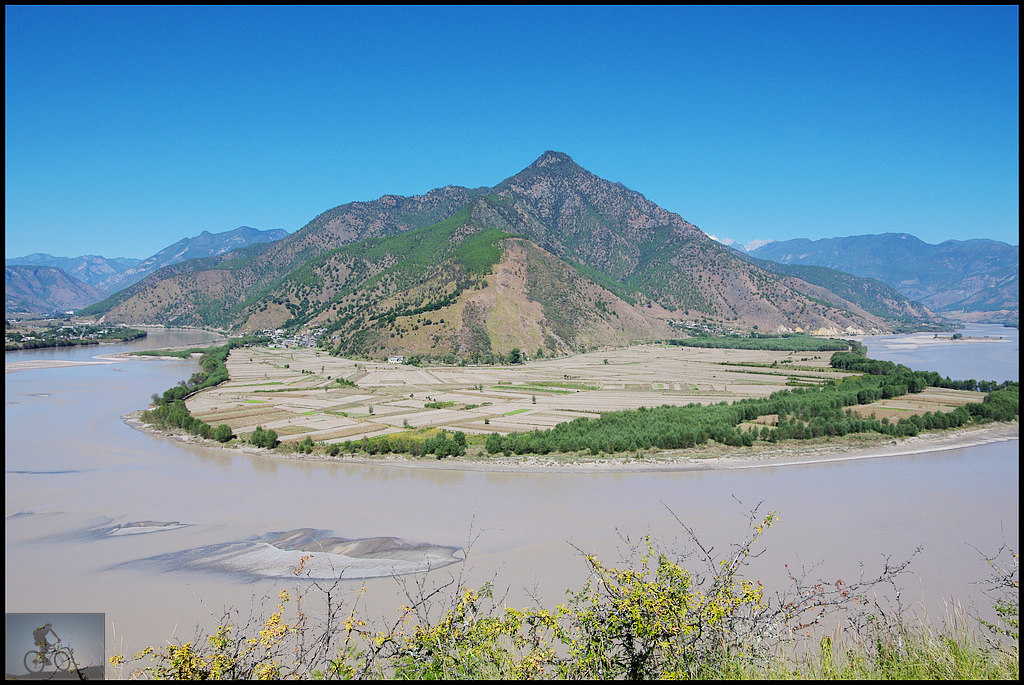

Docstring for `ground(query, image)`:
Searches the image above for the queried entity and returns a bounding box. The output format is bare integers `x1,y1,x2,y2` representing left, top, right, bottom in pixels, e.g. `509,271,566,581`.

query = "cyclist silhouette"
32,623,60,663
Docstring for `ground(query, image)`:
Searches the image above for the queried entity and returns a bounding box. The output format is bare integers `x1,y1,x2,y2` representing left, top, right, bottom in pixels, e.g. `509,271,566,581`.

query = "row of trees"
393,335,851,370
329,430,467,458
150,336,271,406
153,345,231,405
5,324,147,351
140,400,234,443
831,346,1008,392
403,347,526,367
141,403,281,449
666,334,853,352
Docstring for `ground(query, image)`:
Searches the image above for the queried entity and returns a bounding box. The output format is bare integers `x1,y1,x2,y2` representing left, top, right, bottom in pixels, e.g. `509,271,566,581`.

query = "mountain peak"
530,150,578,169
495,151,588,191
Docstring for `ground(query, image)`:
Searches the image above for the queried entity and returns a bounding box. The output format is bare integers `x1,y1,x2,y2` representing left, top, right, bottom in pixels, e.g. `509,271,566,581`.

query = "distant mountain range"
80,152,946,358
97,226,290,293
3,254,144,290
707,236,773,253
746,234,1018,321
5,226,289,315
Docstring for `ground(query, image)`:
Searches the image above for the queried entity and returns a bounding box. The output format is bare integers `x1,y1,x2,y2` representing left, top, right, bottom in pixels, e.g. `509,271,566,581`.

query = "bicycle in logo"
24,639,76,674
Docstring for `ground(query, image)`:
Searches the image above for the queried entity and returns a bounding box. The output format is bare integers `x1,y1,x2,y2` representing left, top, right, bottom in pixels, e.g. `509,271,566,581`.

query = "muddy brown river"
5,326,1018,672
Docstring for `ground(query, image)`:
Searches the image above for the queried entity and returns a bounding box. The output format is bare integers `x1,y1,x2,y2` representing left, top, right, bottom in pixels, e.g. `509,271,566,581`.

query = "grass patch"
503,408,531,416
532,381,601,391
270,425,310,436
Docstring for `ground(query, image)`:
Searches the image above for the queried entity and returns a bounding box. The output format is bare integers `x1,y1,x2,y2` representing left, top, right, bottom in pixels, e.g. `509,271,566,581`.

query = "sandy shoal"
5,358,118,374
5,348,209,374
4,348,159,374
854,333,1014,351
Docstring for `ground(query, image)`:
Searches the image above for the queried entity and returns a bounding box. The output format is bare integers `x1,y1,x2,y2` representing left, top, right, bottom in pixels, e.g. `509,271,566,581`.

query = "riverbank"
123,408,1017,474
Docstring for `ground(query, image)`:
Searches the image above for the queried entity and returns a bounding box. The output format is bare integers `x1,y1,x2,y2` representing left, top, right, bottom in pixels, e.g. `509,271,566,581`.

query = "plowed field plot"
848,387,986,420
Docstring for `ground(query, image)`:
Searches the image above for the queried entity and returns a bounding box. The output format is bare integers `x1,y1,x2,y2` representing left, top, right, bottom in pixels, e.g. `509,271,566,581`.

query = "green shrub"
249,426,279,449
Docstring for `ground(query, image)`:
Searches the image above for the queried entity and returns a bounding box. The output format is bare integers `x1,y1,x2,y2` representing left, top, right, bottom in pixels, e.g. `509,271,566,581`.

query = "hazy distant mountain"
5,265,107,314
735,253,944,324
707,236,775,253
94,226,291,293
5,254,142,289
748,234,1018,318
83,152,944,357
6,226,290,315
7,226,290,297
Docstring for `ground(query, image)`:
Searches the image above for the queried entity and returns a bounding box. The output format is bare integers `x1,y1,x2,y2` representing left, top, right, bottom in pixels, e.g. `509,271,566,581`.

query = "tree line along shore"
5,322,146,351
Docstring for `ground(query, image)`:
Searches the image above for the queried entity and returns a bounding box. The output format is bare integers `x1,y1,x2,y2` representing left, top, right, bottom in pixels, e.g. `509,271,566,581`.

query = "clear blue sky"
5,5,1019,259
